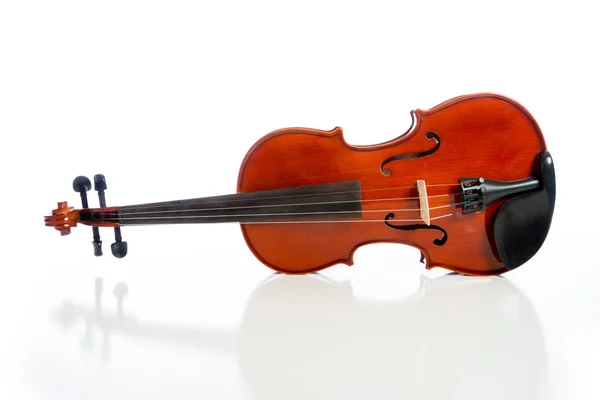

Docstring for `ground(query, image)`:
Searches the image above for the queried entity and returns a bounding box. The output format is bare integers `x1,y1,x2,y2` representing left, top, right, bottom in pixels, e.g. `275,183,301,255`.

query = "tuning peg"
92,237,103,256
111,229,128,258
72,176,92,208
94,174,128,259
94,174,107,206
73,176,103,256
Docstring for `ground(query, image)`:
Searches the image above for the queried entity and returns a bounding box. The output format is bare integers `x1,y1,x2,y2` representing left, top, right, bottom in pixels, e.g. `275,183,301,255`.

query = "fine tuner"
44,93,556,275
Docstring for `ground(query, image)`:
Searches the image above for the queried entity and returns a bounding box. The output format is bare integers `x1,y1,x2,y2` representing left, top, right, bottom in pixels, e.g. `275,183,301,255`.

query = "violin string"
117,212,459,224
116,194,463,216
244,211,459,224
121,183,462,211
114,201,468,220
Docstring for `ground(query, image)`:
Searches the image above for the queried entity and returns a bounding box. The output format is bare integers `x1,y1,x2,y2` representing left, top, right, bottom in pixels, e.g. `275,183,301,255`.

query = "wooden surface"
237,93,546,275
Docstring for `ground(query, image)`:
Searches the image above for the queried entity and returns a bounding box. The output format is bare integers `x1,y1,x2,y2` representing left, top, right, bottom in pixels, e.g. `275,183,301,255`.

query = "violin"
44,93,555,276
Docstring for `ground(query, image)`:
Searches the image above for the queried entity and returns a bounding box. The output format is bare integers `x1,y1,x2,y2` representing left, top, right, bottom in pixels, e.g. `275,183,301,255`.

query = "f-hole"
384,213,448,246
380,131,441,176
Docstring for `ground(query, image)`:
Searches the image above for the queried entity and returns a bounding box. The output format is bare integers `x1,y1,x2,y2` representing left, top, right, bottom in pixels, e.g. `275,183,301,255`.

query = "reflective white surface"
3,238,599,400
11,266,551,400
1,1,599,399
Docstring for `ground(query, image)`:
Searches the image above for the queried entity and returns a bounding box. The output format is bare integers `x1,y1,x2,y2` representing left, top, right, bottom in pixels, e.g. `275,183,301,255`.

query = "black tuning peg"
111,230,128,258
94,174,107,206
73,176,103,256
94,174,128,259
73,176,92,207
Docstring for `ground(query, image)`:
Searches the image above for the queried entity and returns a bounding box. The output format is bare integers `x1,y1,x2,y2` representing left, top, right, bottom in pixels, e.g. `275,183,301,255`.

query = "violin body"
45,93,555,275
238,93,553,275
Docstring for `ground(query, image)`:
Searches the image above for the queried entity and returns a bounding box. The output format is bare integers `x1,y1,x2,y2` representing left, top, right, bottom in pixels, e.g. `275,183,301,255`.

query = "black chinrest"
493,151,556,270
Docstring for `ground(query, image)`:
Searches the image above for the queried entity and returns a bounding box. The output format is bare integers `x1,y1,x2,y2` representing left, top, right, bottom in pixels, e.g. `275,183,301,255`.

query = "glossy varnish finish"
237,93,546,275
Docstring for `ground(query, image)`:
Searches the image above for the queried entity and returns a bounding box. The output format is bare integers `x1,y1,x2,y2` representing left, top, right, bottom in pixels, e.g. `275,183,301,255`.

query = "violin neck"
80,181,363,226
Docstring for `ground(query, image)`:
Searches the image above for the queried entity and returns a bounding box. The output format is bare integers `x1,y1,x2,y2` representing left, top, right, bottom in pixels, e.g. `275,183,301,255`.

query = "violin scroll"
44,201,80,235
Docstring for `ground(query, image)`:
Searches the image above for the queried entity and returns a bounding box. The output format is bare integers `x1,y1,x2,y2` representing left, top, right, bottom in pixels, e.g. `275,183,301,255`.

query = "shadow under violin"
52,273,547,400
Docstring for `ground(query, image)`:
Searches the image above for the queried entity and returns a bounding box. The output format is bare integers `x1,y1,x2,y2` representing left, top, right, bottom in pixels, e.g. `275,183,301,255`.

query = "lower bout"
239,221,507,275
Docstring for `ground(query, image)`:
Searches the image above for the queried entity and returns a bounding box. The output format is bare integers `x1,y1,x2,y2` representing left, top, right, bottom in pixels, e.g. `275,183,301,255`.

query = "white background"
1,1,598,399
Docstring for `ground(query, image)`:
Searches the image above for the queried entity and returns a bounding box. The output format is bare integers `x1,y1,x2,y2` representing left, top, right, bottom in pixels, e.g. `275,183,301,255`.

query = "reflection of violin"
239,274,547,400
44,93,555,275
51,273,547,399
